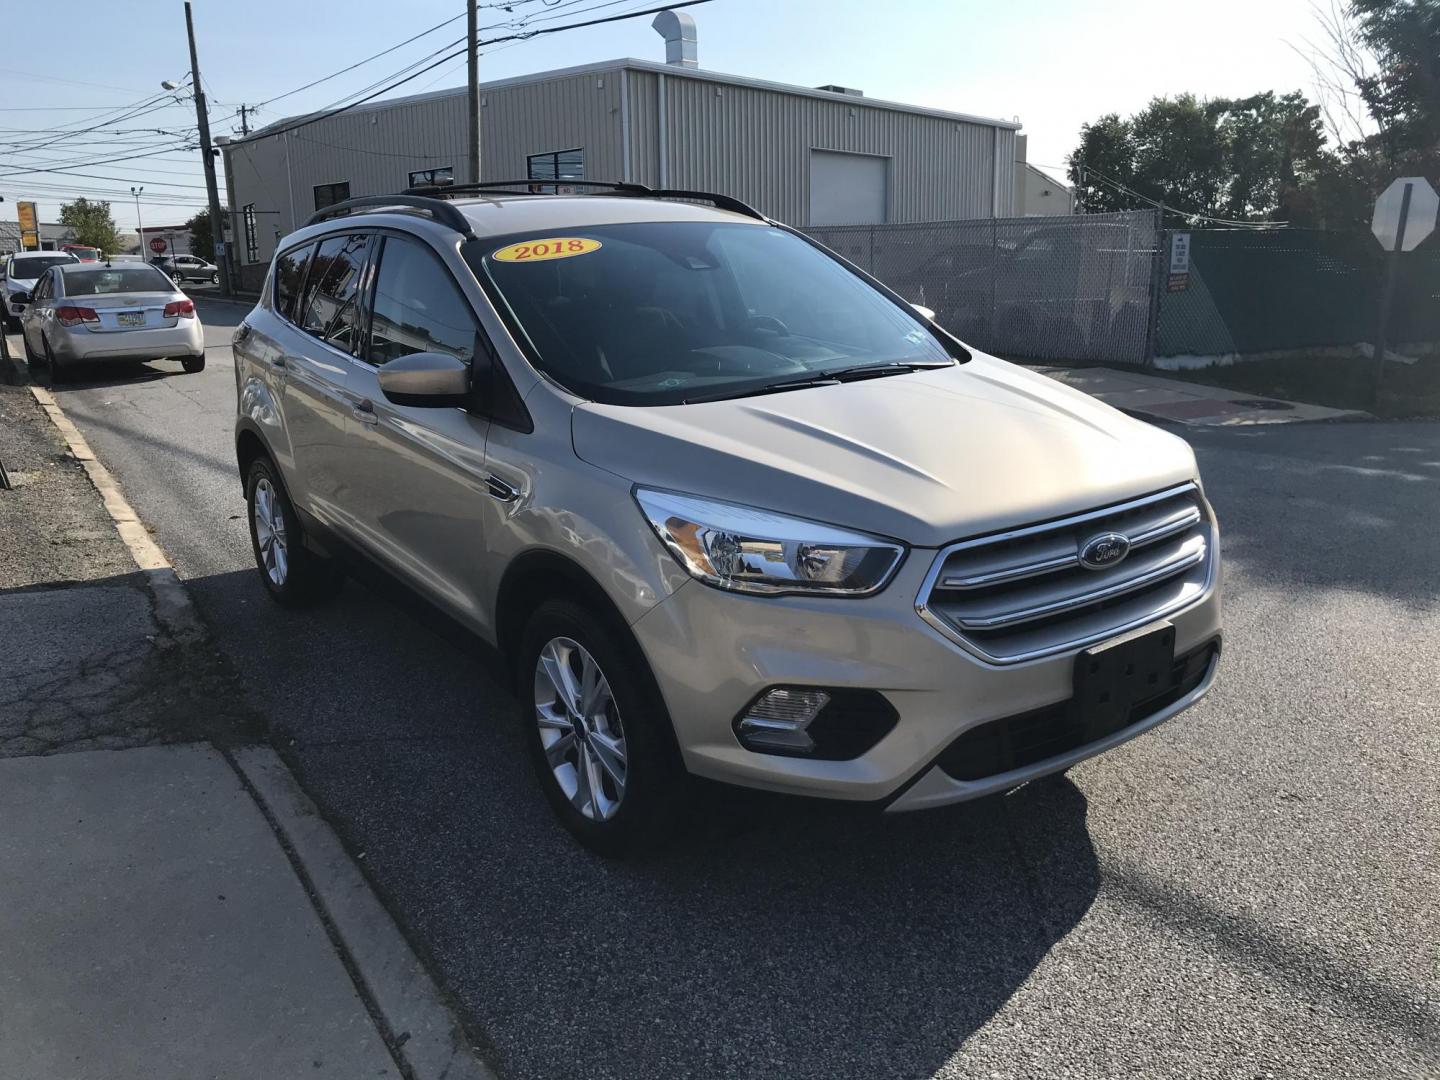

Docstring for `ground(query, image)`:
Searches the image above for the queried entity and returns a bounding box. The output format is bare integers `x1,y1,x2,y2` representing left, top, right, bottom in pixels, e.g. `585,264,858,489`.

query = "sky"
0,0,1329,232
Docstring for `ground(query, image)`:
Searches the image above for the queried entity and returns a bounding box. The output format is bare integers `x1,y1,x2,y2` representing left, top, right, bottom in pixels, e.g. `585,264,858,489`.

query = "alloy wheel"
252,477,289,586
533,637,628,821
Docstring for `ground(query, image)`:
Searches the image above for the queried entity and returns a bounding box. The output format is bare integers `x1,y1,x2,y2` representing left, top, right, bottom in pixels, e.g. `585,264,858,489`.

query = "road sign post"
1370,177,1438,406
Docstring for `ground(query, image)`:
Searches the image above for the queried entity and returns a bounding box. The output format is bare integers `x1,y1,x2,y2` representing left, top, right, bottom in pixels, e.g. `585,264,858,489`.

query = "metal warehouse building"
220,18,1020,280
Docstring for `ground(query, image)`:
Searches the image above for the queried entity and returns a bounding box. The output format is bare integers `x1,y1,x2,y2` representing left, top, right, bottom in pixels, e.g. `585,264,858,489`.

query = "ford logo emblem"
1079,531,1130,571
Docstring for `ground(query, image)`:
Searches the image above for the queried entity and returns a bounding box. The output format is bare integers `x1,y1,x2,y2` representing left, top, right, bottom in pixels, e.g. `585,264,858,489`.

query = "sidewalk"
0,371,489,1079
1031,365,1370,426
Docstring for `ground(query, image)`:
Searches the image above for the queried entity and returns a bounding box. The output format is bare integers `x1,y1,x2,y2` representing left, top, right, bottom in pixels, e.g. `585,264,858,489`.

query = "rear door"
339,232,493,629
273,234,371,531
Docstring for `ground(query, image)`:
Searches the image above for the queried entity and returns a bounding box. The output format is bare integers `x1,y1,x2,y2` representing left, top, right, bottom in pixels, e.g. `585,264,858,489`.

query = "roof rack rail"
407,179,768,222
306,194,475,236
405,180,652,197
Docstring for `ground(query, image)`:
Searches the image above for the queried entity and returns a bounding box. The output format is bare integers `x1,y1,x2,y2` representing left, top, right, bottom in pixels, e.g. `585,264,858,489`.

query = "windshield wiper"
681,360,952,405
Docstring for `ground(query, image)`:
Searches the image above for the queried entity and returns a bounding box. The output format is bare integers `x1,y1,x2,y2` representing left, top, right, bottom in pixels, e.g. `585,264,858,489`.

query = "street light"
160,80,178,91
131,186,145,259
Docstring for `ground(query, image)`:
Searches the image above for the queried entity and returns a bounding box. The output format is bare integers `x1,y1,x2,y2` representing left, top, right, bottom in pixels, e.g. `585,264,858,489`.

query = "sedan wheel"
252,477,289,587
534,637,628,821
209,271,218,284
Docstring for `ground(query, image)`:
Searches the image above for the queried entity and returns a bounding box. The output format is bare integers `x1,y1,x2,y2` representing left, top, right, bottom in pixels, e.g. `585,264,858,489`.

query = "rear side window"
365,236,474,367
274,243,315,321
300,233,370,351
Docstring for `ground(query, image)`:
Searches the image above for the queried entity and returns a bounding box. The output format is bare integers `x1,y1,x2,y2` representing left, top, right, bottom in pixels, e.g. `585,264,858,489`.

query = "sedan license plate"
117,311,145,327
1073,623,1176,733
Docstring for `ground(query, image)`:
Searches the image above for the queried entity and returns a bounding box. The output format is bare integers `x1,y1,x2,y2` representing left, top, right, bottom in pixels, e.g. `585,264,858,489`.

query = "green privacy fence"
1156,228,1440,359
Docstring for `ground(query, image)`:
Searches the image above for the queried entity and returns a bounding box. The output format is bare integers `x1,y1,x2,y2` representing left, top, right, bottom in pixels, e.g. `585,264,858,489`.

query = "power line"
240,0,714,144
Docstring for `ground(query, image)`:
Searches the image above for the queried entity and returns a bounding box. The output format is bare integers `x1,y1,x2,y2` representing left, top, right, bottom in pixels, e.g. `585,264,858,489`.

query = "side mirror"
377,351,470,407
12,290,30,304
911,303,937,322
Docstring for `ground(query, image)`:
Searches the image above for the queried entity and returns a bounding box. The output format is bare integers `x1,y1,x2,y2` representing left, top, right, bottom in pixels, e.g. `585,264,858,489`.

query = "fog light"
735,688,830,754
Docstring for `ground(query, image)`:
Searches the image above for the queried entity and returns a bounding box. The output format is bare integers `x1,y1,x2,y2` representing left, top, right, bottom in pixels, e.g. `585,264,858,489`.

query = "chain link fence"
1156,228,1440,361
803,210,1161,365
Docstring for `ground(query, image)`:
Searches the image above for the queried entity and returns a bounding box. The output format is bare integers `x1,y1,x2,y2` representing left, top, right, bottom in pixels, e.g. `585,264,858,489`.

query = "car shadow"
41,360,192,390
179,564,1100,1080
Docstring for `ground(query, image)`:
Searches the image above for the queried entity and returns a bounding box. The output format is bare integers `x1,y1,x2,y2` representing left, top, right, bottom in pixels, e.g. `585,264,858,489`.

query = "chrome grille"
917,484,1215,664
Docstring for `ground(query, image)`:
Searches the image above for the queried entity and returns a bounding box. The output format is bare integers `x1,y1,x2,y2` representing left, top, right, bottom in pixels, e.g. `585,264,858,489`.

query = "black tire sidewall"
183,355,206,373
518,598,684,856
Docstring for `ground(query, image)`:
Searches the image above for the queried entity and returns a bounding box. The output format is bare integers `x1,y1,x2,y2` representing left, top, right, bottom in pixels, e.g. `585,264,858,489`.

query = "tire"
244,457,343,607
182,354,206,374
519,598,688,857
45,338,67,384
20,328,38,368
209,272,218,284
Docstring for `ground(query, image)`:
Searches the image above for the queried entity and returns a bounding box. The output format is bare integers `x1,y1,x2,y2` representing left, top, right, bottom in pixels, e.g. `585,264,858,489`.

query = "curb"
229,748,495,1080
25,369,493,1080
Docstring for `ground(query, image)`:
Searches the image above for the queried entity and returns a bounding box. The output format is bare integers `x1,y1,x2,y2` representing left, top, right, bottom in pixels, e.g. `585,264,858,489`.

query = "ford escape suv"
232,182,1221,855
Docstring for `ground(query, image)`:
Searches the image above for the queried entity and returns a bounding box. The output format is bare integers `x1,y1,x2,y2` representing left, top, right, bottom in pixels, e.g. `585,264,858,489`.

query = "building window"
313,181,351,212
242,204,258,264
408,166,454,189
526,148,584,192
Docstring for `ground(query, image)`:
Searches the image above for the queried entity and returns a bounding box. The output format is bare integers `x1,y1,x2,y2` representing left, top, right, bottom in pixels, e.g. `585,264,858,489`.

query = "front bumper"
49,320,204,362
631,544,1223,809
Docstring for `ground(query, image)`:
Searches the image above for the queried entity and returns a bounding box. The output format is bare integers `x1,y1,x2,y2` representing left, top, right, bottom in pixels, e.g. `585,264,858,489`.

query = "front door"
341,233,493,631
19,270,54,356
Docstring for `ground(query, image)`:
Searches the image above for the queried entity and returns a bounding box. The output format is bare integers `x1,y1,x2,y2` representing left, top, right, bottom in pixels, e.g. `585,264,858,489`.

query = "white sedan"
19,262,206,384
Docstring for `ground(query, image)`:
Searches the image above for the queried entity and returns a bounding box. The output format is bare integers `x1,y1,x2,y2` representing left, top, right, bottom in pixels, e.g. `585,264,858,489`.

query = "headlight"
634,488,905,596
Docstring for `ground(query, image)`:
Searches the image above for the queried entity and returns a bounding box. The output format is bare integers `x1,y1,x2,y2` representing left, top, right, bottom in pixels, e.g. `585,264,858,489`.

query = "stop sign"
149,237,167,253
1372,177,1438,252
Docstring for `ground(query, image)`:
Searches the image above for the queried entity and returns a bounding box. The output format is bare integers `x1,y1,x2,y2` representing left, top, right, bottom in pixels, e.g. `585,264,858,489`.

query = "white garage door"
809,150,889,226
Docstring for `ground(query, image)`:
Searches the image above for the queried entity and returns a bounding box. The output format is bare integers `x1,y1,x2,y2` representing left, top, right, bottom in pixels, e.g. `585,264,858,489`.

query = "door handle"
351,399,379,425
485,475,519,502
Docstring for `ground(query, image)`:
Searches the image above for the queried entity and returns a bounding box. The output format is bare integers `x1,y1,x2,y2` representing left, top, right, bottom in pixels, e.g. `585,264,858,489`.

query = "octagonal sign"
1372,177,1438,252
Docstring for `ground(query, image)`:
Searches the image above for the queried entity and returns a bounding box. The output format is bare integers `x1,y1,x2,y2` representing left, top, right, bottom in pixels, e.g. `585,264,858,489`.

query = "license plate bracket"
118,311,145,326
1074,623,1176,734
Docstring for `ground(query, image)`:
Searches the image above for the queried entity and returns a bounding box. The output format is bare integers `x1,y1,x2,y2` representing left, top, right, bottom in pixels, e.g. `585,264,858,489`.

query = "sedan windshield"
63,266,175,295
474,221,959,406
8,255,76,279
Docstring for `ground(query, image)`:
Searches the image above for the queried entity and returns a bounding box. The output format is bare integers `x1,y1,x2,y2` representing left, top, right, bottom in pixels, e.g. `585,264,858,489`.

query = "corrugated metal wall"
480,69,626,184
629,69,1011,225
224,62,1013,266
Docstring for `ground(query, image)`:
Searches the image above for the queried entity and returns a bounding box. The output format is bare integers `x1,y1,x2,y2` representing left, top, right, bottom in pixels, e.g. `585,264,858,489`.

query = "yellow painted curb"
29,385,172,573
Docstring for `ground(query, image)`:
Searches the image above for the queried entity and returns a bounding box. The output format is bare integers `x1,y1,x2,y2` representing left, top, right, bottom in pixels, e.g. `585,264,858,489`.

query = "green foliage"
57,197,124,254
1069,2,1439,229
186,208,214,262
1068,92,1329,224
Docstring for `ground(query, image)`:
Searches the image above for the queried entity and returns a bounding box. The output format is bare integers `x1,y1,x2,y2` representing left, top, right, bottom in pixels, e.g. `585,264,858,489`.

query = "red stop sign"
149,237,167,253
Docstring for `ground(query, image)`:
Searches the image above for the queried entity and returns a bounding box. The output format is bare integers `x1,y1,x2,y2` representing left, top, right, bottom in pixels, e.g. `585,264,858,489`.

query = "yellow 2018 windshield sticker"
491,237,602,263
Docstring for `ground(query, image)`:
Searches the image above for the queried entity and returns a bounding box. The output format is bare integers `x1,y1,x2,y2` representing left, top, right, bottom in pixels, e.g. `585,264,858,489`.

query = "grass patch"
1165,353,1440,419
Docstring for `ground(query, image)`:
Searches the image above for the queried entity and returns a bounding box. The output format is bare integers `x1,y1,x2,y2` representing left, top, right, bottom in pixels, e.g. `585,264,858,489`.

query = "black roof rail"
405,180,652,198
407,179,768,222
306,194,475,237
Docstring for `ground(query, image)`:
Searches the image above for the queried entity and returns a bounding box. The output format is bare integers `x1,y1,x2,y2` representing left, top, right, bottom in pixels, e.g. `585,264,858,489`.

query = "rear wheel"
519,598,687,857
245,457,343,606
45,338,68,384
182,354,206,374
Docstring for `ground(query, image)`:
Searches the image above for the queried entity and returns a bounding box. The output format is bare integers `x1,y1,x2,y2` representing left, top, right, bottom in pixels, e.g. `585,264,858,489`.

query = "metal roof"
239,57,1021,144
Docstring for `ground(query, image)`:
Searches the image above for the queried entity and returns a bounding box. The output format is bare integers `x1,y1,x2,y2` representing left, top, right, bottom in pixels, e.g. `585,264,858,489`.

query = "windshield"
67,246,100,260
474,221,958,406
8,255,76,280
63,266,175,295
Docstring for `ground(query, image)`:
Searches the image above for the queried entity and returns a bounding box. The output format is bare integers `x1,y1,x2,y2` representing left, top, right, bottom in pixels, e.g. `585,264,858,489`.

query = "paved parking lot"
14,298,1439,1078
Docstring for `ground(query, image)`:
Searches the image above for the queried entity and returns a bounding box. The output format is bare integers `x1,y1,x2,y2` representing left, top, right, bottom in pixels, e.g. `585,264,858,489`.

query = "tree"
186,208,220,262
1348,0,1440,177
58,197,123,253
1068,92,1330,224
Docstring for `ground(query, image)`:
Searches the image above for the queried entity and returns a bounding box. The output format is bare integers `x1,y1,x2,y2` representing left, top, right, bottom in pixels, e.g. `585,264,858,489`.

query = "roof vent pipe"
652,11,698,68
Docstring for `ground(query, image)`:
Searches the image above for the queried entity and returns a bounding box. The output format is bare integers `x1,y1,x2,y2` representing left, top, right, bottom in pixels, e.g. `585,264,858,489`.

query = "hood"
571,354,1198,548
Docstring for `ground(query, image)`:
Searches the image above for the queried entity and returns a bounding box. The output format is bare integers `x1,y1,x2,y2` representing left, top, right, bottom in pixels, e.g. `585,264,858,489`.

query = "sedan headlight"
635,488,905,596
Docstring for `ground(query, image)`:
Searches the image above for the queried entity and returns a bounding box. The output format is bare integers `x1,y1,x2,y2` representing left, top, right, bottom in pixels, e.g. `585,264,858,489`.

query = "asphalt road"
14,299,1439,1078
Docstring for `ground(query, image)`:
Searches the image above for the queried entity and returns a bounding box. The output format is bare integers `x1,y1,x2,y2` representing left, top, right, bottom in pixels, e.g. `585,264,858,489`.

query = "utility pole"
184,1,232,296
467,0,481,185
237,104,250,136
130,186,145,259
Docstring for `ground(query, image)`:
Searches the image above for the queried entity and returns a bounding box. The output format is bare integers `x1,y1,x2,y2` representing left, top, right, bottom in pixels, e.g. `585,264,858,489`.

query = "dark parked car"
151,253,219,285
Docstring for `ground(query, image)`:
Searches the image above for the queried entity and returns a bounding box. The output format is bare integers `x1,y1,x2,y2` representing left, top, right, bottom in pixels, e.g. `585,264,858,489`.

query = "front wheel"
520,598,688,857
245,458,343,606
209,271,219,284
